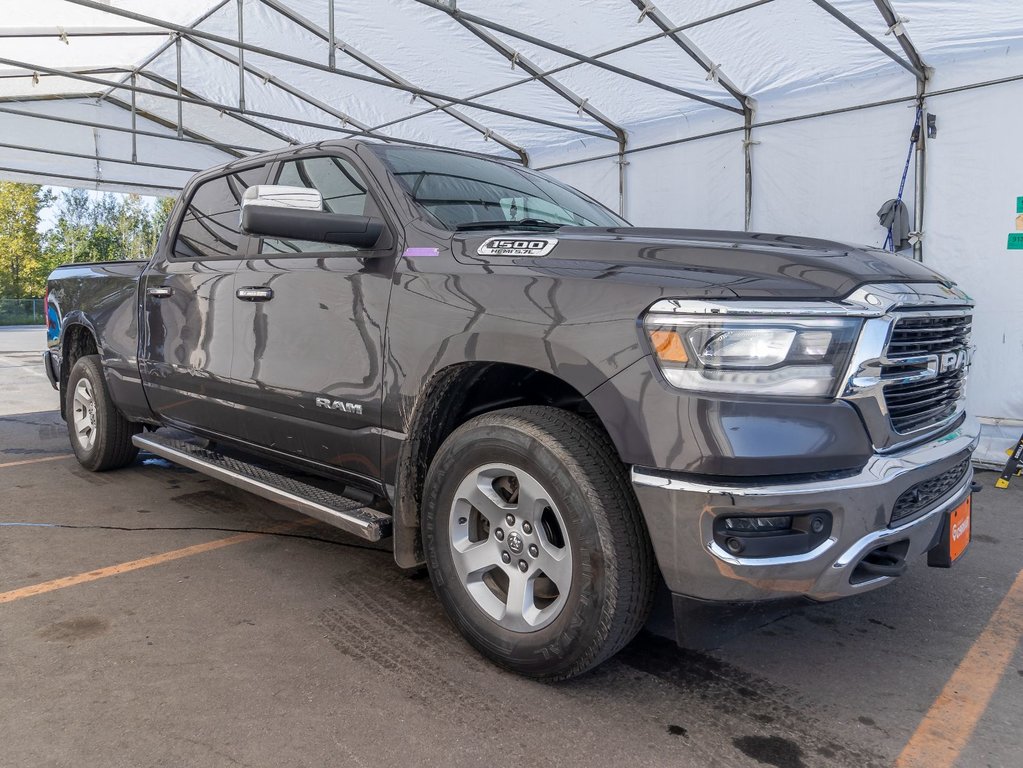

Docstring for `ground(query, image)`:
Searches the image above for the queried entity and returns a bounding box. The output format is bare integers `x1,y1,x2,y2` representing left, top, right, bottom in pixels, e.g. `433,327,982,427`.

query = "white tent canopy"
1,0,1021,463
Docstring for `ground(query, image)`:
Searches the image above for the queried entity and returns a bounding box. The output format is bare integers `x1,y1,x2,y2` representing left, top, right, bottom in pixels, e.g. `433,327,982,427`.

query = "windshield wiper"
454,218,564,232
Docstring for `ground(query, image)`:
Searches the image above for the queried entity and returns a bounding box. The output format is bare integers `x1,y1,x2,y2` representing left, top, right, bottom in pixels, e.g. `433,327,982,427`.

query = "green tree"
0,182,51,298
44,190,174,267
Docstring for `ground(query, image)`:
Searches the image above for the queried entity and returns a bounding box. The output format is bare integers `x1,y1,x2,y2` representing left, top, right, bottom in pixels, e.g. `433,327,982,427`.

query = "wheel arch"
58,321,100,420
391,360,626,569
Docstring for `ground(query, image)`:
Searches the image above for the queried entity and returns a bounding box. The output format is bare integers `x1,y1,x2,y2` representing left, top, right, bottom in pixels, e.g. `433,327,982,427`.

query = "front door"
230,152,396,485
139,163,269,437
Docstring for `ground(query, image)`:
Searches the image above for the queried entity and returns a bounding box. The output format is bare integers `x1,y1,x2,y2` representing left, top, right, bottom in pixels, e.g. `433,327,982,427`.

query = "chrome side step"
132,433,392,541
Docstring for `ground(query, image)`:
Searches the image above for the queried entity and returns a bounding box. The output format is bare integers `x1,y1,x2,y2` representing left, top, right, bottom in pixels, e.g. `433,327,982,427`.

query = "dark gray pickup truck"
44,139,978,679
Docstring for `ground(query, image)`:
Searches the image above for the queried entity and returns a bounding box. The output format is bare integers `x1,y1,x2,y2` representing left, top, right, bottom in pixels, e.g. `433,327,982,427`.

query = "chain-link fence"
0,298,45,326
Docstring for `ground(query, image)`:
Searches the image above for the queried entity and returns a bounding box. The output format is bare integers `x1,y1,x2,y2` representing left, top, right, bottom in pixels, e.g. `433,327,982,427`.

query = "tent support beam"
0,66,131,80
809,0,924,81
255,0,529,164
185,37,379,137
97,0,234,103
327,0,336,70
0,140,203,173
130,72,137,163
441,12,627,196
137,71,302,148
872,0,928,78
64,0,613,144
0,103,260,155
174,34,183,138
0,55,290,150
0,164,184,192
412,0,742,114
873,0,928,261
363,0,773,137
106,97,250,159
0,55,514,157
236,0,246,112
628,0,755,228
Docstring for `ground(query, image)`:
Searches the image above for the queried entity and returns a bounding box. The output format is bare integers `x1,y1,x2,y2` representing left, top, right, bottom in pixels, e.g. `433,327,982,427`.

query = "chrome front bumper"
631,419,979,603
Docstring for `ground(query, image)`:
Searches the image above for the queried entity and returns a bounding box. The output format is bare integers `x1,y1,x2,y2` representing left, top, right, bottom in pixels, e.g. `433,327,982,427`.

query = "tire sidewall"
423,417,615,677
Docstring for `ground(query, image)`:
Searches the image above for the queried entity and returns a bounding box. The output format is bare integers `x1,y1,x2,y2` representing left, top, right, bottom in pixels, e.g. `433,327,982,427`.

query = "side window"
173,165,268,259
260,155,379,255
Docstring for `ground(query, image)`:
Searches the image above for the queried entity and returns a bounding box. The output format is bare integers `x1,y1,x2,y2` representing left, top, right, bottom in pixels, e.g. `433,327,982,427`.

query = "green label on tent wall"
1018,197,1023,214
1009,233,1023,249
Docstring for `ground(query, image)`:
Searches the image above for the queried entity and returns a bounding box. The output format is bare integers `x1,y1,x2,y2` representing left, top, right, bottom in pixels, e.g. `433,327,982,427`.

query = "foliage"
0,182,52,299
0,183,177,299
45,189,175,266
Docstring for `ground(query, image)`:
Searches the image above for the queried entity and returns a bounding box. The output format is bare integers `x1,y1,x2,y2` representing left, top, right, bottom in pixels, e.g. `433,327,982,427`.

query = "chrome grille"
882,314,971,434
890,458,970,524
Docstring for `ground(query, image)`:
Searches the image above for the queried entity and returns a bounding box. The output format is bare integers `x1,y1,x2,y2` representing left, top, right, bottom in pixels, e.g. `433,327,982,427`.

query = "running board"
132,433,391,541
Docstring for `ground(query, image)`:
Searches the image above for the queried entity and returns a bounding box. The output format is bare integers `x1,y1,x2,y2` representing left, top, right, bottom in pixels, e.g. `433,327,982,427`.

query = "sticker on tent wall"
1017,196,1023,214
1009,233,1023,250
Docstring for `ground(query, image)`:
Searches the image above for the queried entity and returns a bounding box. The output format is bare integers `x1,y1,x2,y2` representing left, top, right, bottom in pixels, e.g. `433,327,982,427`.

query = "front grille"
882,314,971,433
891,458,970,524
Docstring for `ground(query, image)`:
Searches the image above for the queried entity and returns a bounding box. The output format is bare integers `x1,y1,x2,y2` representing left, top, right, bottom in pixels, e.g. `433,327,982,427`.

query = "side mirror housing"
240,185,385,249
242,184,323,211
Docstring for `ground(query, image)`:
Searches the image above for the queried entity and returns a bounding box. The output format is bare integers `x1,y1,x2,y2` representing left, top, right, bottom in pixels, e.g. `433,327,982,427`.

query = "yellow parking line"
0,531,261,604
0,454,73,469
896,568,1023,768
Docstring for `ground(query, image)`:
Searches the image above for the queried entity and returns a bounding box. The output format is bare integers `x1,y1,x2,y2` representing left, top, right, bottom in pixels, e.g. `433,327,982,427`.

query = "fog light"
723,516,792,532
725,537,745,554
713,511,832,560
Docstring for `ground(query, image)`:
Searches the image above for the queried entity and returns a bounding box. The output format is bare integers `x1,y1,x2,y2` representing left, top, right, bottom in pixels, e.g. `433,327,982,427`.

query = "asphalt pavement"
1,325,1020,768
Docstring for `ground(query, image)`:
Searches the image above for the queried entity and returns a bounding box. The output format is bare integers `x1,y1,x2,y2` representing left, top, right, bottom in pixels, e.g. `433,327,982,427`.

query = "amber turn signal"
649,329,689,364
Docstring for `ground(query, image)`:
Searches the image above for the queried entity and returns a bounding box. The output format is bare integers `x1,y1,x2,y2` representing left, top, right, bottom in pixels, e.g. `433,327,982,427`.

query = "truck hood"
453,227,950,299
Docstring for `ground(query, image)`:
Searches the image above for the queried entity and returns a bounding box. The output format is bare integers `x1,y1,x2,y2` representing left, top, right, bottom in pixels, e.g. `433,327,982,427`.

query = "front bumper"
632,418,979,602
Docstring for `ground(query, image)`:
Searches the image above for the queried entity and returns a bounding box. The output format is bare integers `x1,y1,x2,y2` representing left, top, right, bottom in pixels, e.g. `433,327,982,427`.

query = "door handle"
236,286,274,302
146,286,173,299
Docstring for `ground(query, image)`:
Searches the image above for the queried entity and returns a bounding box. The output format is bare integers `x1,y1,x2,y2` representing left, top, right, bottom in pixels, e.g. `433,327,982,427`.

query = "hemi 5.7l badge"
477,237,558,257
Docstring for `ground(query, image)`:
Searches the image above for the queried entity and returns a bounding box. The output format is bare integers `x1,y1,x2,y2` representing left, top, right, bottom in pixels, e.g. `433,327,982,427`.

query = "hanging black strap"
884,105,923,252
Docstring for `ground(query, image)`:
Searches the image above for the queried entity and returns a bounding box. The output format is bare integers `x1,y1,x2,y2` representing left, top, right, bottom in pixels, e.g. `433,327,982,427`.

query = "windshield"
369,145,627,231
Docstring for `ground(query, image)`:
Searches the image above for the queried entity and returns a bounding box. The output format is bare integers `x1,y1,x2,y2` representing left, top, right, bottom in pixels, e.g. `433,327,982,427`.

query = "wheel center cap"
507,531,523,555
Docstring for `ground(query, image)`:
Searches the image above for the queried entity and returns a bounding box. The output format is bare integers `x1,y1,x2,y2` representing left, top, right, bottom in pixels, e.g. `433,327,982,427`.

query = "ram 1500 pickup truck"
44,139,978,680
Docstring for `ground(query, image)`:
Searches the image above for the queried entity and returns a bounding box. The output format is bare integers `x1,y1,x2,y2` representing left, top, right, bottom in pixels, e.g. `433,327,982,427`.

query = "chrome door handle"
146,286,173,299
236,286,274,302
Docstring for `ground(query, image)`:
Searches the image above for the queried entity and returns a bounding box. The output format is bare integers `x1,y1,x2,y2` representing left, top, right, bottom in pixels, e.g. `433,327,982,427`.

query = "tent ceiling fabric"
0,0,1018,194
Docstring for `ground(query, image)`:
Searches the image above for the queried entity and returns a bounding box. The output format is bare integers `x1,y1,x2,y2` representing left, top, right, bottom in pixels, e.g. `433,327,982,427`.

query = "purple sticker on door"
403,247,440,257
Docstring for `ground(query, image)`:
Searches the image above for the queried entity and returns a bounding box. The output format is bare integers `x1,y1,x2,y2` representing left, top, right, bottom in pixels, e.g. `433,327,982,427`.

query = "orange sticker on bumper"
949,496,971,561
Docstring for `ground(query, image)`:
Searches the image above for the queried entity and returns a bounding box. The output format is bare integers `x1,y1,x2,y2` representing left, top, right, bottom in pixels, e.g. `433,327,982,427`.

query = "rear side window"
260,155,379,254
173,165,268,259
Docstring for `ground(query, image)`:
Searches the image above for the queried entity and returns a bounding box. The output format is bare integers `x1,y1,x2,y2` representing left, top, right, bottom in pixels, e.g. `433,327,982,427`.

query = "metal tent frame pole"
257,0,530,165
442,13,629,213
183,37,379,137
873,0,929,262
360,0,772,138
412,0,742,115
809,0,924,81
63,0,617,144
629,0,756,229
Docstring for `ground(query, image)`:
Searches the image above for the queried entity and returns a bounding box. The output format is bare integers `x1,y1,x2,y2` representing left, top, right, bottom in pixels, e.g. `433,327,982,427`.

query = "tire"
422,406,656,681
65,354,140,471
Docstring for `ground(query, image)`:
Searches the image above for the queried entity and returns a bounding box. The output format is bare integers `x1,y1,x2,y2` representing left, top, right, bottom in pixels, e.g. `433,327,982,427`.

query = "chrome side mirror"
241,185,323,212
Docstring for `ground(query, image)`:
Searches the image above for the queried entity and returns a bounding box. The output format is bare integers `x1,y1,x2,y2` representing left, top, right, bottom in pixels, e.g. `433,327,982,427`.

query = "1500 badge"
477,237,558,257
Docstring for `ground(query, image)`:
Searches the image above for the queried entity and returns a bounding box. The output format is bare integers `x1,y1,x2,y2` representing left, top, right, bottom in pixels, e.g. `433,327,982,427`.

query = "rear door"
230,150,397,485
139,163,270,437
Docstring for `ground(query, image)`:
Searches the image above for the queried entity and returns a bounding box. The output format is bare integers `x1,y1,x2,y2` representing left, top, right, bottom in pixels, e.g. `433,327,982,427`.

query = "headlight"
644,315,861,397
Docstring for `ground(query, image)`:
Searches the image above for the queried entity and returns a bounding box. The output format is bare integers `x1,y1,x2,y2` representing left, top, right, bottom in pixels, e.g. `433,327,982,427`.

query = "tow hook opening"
850,540,910,584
